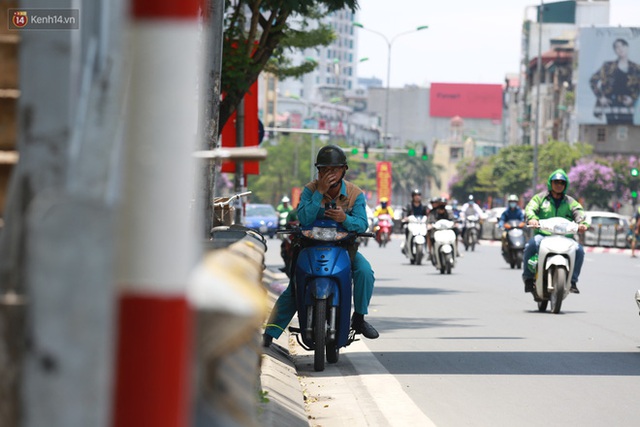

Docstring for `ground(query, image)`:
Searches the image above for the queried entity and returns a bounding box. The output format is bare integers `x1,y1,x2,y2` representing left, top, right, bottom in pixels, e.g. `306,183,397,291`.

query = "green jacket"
525,193,586,236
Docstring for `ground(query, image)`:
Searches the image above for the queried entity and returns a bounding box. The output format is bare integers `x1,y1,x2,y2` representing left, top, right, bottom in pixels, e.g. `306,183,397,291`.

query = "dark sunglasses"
551,180,566,186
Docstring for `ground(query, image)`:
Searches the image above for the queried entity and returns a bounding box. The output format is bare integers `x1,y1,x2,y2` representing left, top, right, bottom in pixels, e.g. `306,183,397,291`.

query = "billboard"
429,83,503,120
576,27,640,126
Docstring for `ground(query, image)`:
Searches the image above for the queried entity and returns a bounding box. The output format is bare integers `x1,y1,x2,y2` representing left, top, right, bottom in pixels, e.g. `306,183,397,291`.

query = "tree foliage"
567,160,615,209
220,0,358,132
448,140,593,205
390,147,443,204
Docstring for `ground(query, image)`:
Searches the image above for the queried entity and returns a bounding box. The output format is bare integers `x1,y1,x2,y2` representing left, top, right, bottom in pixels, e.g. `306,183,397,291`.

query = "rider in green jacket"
522,169,589,294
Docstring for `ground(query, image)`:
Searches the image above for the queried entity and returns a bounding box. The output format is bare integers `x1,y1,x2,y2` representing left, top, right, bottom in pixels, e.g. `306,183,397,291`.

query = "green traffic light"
351,147,358,155
363,152,369,159
632,190,638,198
421,154,428,160
632,168,639,177
408,149,416,157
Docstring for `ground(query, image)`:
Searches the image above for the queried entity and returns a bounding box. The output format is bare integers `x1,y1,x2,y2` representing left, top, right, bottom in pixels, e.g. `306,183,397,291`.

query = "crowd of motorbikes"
262,193,631,371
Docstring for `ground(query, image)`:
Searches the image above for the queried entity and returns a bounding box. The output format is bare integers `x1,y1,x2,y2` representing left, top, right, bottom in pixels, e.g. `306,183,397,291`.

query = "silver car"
582,211,630,248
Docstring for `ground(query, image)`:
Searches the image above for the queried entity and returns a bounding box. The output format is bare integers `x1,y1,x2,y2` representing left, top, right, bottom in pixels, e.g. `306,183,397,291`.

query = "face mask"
509,202,517,209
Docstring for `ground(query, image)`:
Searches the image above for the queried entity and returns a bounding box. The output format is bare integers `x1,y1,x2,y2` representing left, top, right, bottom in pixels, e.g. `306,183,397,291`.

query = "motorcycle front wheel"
313,299,327,371
415,244,423,265
550,268,567,314
537,299,548,312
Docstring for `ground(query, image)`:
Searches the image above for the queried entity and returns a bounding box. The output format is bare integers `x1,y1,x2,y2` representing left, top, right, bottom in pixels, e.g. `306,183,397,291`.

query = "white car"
582,211,630,248
481,207,506,240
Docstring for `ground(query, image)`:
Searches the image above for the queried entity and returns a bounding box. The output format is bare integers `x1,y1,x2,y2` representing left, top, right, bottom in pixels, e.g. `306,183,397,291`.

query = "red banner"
376,162,392,204
221,80,259,174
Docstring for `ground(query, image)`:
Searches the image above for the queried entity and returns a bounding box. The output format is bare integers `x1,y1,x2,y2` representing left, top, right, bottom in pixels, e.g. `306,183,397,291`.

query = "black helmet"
315,145,348,169
411,189,421,197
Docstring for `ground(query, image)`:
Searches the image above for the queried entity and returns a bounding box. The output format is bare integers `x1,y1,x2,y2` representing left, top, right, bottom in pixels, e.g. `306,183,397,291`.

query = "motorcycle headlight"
302,227,349,241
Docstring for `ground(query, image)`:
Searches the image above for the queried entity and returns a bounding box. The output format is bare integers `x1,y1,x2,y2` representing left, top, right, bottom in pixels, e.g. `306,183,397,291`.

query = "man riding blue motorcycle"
263,145,379,347
522,169,589,295
499,194,525,256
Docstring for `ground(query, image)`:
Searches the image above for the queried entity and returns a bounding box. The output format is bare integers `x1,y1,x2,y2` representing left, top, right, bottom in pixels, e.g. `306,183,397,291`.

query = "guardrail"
192,226,267,427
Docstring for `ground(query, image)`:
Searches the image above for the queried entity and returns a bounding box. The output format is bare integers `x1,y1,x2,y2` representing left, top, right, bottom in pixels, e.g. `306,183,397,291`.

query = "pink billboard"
430,83,503,119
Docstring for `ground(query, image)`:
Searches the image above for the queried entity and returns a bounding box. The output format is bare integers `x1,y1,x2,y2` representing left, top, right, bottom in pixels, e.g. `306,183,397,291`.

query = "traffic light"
351,147,358,155
632,190,638,199
421,146,428,160
363,144,369,159
408,148,416,157
631,167,639,177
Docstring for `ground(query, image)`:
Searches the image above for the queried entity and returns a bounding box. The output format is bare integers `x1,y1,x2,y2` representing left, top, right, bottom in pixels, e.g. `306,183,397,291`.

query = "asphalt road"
265,236,640,426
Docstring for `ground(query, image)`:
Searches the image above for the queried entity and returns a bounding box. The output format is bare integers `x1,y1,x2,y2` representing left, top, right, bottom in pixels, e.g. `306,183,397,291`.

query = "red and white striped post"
113,1,202,426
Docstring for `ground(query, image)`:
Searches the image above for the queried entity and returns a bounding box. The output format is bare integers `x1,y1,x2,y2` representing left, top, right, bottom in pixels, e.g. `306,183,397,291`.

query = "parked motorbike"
463,214,480,251
278,211,290,231
527,217,579,314
282,219,373,371
502,220,526,269
374,213,393,247
403,215,428,265
279,217,300,277
429,219,457,274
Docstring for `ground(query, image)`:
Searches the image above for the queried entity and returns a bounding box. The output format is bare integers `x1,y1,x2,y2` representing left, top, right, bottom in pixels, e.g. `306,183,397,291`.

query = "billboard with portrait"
576,27,640,126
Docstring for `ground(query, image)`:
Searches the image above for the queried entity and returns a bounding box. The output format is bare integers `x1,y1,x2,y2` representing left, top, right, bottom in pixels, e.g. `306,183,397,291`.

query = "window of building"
596,127,606,142
450,147,462,160
617,126,628,141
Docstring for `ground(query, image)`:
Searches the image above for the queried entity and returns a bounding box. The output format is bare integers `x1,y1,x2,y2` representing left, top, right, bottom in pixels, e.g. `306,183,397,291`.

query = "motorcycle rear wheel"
313,299,327,371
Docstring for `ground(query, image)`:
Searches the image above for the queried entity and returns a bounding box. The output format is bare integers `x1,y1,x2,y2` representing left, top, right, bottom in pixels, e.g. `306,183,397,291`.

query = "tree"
449,158,488,202
246,134,313,204
567,160,615,209
390,144,443,203
536,139,591,183
490,145,533,196
220,0,358,132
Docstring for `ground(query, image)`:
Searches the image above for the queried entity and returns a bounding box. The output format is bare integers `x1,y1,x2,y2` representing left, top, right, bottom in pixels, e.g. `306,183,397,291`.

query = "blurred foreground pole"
113,1,201,426
0,1,123,426
198,0,225,238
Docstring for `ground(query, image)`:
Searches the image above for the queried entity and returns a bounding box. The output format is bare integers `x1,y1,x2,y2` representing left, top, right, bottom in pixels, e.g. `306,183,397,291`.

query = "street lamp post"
353,23,428,159
532,1,544,195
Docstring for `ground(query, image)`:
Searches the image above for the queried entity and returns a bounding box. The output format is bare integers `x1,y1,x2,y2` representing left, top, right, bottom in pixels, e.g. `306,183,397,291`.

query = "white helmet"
281,196,290,203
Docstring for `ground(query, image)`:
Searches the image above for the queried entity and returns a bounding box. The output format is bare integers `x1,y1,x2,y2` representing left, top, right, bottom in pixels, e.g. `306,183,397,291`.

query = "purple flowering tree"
567,161,615,209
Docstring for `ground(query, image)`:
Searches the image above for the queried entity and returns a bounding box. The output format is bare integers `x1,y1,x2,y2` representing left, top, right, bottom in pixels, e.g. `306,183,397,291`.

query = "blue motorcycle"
281,219,372,371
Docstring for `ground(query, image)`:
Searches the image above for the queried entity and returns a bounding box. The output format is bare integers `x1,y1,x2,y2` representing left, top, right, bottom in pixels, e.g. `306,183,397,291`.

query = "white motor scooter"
430,219,457,274
527,217,579,314
403,215,428,265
